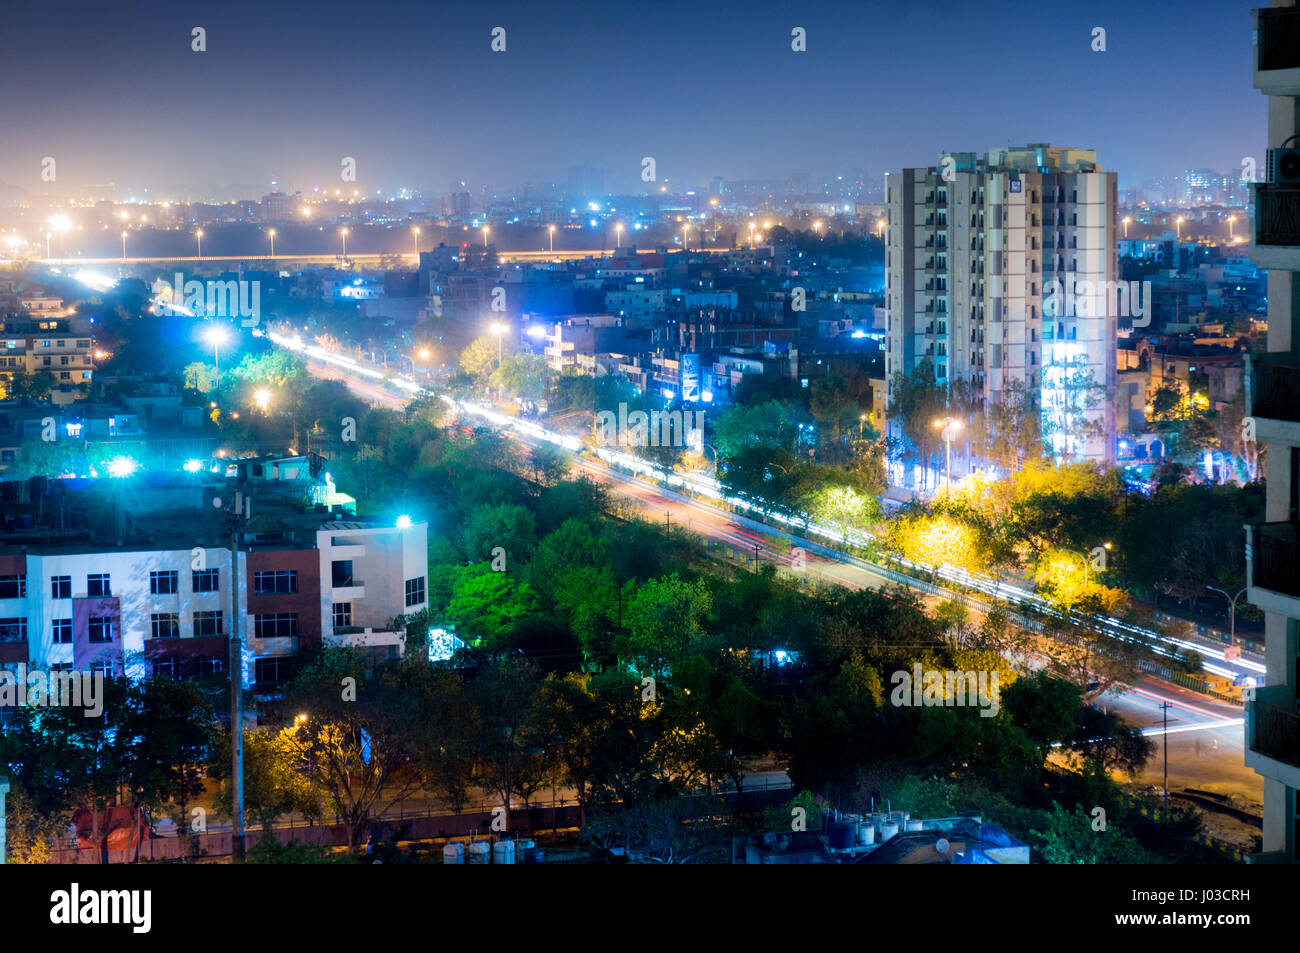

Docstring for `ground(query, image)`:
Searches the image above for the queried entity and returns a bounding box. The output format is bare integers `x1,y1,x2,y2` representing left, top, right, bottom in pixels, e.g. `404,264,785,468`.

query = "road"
21,247,735,269
290,349,1260,809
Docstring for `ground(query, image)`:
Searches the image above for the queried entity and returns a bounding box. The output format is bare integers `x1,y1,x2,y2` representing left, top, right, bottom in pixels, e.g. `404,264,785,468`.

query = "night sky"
0,0,1265,196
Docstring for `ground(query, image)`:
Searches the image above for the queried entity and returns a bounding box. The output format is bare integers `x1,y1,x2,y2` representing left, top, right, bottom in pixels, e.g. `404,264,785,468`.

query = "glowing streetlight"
195,229,204,258
933,416,964,493
1176,216,1184,241
253,388,272,413
615,223,623,248
482,225,490,249
1123,215,1131,238
340,227,349,260
489,321,508,365
548,224,555,253
1227,215,1236,241
682,222,690,251
203,324,231,379
268,228,277,258
411,225,420,261
396,514,412,530
120,230,128,260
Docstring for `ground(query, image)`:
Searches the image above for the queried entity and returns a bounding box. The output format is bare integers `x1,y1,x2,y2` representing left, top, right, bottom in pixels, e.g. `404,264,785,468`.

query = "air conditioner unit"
1266,148,1300,185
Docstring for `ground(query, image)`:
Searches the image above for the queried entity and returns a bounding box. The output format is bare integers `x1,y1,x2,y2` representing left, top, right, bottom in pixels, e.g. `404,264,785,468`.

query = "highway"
272,335,1258,806
15,247,734,269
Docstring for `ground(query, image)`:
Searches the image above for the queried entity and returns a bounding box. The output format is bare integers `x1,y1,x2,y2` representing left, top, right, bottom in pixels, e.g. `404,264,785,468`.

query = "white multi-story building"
1243,1,1300,864
885,144,1118,464
0,509,428,690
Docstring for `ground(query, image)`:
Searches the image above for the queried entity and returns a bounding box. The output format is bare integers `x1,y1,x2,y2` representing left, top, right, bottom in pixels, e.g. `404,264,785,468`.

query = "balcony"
1246,687,1300,790
1255,6,1300,96
1253,186,1300,271
1248,521,1300,616
1247,353,1300,443
325,627,406,655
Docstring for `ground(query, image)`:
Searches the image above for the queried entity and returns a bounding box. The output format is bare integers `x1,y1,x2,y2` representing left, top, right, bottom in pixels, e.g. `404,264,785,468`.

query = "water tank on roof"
493,839,516,865
442,842,464,865
467,841,490,865
880,821,899,842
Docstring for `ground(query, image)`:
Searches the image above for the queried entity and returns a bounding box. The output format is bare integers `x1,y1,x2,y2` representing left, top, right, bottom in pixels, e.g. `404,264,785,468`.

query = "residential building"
885,144,1119,463
1243,1,1300,864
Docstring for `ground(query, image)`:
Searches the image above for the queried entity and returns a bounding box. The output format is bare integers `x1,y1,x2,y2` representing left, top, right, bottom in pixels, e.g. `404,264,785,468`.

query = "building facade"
1243,1,1300,864
885,144,1118,463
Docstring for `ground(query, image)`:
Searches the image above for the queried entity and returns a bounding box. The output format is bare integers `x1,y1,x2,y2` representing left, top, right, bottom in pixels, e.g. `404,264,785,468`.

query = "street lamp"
1227,215,1236,241
268,229,276,258
1061,543,1110,588
195,229,204,258
615,223,623,248
1123,215,1131,239
1206,585,1248,645
682,223,690,251
548,224,555,253
411,226,420,261
120,230,128,260
203,324,231,380
482,225,490,249
253,388,272,413
1176,216,1184,241
489,321,507,365
859,413,868,437
876,218,886,239
340,227,349,260
932,416,963,493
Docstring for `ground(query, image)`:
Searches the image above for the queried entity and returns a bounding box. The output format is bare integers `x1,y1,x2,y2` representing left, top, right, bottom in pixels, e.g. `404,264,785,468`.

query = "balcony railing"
1253,702,1300,770
1258,6,1300,72
1256,187,1300,247
1252,521,1300,598
1251,353,1300,422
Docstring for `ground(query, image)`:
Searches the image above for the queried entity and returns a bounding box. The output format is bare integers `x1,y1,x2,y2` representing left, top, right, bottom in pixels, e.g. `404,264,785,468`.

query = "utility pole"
228,487,249,861
1159,701,1171,820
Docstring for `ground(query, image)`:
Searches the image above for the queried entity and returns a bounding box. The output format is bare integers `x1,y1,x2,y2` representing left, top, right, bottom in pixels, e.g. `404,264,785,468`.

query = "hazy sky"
0,0,1267,197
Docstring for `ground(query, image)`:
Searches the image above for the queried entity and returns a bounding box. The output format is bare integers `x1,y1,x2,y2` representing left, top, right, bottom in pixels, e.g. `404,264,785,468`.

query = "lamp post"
932,416,963,493
548,224,555,253
482,225,490,249
204,324,230,382
268,229,276,258
411,226,420,262
1205,585,1247,644
1123,215,1131,239
682,223,690,251
615,223,623,249
120,231,128,260
1061,544,1110,588
195,229,204,258
1176,216,1184,241
1227,215,1236,242
340,227,349,261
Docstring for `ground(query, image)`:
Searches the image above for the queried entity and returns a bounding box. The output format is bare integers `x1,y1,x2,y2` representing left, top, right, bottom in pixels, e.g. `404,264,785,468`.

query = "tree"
3,369,57,401
282,650,427,851
447,565,540,649
459,335,503,382
490,353,555,402
214,728,323,833
620,574,714,675
460,502,536,567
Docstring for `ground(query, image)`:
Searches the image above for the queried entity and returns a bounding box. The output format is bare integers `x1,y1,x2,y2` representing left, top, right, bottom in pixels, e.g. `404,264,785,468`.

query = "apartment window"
52,618,72,644
333,602,352,628
150,613,180,639
254,569,298,594
154,657,181,678
192,568,219,593
0,574,26,599
88,616,113,643
0,617,28,641
51,575,71,599
196,656,225,677
88,661,113,678
405,576,426,607
193,611,223,637
87,573,111,597
255,656,293,685
254,613,299,639
331,560,354,588
150,570,179,595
